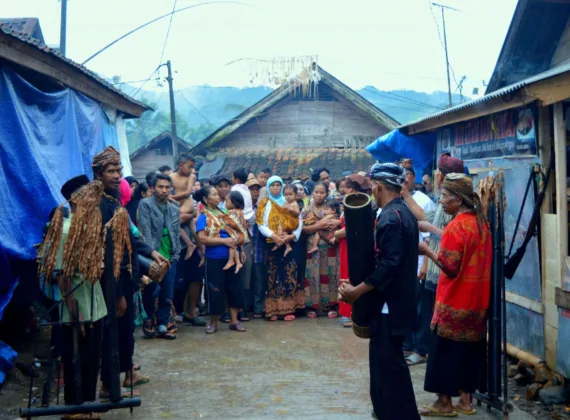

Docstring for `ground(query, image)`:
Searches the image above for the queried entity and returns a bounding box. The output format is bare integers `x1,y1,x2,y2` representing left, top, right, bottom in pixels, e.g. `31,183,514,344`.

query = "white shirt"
411,190,436,275
258,200,303,241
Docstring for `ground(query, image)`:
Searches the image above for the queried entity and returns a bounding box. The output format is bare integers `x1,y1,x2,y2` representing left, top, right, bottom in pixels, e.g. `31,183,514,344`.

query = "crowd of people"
38,145,492,420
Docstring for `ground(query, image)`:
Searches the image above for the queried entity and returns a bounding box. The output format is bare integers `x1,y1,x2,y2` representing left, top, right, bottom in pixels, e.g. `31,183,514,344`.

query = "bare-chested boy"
170,153,206,326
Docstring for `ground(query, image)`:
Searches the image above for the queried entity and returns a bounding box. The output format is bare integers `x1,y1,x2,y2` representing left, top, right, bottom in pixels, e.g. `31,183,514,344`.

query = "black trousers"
101,289,134,386
62,320,103,404
369,315,420,420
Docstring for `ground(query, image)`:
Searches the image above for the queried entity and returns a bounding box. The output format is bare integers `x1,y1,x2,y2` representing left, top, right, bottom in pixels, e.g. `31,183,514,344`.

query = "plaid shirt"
252,204,265,264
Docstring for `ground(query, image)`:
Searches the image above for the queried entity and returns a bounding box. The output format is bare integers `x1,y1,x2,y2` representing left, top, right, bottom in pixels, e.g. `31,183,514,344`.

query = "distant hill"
121,83,467,153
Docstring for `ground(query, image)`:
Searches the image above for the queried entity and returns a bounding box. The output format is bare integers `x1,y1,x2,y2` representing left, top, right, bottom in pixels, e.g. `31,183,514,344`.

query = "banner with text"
438,105,537,160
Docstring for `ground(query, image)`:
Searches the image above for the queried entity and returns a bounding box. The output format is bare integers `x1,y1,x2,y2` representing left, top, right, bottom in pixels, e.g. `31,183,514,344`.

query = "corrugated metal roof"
399,62,570,130
0,21,149,112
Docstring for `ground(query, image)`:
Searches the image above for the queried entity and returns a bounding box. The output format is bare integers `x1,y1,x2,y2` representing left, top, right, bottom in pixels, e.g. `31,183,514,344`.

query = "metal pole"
60,0,67,57
441,7,452,108
166,60,179,167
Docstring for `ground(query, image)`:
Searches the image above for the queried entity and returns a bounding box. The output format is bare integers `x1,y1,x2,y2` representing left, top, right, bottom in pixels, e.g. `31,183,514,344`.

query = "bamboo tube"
503,342,544,367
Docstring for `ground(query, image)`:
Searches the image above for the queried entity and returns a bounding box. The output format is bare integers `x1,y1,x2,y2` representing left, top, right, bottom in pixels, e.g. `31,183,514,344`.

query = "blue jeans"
156,261,177,328
402,280,435,356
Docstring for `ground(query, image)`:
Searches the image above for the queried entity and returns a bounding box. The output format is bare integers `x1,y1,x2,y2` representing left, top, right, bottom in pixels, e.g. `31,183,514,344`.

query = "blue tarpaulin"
366,129,437,182
0,63,120,383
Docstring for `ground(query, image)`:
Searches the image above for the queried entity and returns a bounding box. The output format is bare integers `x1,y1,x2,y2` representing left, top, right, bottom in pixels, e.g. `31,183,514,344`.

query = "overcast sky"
4,0,517,97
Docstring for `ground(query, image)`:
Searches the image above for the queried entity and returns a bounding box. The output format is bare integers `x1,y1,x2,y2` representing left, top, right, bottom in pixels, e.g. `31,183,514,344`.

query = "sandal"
238,311,250,322
142,320,156,338
62,414,101,420
229,322,247,332
253,313,264,319
307,311,318,319
157,331,176,340
123,376,150,388
452,405,476,415
268,316,278,322
406,353,427,366
418,406,457,417
284,315,295,321
205,324,217,334
327,311,338,319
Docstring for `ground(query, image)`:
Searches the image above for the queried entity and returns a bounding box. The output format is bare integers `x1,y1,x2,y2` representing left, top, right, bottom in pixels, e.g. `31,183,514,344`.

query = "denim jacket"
137,196,181,262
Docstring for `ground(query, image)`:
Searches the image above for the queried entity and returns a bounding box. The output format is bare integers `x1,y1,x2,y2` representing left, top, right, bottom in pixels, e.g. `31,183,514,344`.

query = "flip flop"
284,315,295,321
229,322,247,332
157,331,176,340
61,414,101,420
327,311,338,319
419,406,457,417
238,311,250,322
268,316,278,322
307,311,318,319
406,353,427,366
205,324,217,334
452,405,477,415
123,377,150,388
253,313,264,319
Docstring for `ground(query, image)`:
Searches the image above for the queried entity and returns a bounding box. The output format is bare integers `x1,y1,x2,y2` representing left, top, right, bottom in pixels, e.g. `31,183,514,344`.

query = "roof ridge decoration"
191,65,399,153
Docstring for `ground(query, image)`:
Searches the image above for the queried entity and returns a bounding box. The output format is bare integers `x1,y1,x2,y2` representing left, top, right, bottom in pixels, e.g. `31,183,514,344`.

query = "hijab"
266,175,285,206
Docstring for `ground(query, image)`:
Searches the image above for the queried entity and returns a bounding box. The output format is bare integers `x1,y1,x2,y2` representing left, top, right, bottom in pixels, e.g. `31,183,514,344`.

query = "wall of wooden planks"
212,88,389,150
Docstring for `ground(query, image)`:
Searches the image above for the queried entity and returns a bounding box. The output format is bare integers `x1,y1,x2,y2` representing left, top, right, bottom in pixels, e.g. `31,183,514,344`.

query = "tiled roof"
0,21,149,114
199,147,376,182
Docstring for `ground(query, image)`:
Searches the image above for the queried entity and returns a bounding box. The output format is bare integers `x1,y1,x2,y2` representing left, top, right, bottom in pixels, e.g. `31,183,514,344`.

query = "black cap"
61,175,90,201
214,174,231,185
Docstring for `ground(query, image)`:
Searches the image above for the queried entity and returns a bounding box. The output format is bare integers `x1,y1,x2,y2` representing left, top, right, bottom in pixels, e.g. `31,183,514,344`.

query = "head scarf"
92,146,121,175
442,173,486,232
369,162,405,186
119,178,132,206
266,175,285,205
125,176,138,186
438,153,464,175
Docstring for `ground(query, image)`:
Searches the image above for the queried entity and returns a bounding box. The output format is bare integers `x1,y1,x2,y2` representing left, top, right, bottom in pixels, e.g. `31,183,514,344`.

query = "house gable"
130,131,191,180
210,82,391,151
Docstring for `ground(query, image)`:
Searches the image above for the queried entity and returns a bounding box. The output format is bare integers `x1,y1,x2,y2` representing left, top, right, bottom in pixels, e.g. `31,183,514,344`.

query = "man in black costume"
340,162,420,420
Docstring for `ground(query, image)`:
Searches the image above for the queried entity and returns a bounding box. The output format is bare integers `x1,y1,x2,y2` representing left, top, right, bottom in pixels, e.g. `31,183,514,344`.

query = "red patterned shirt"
431,212,492,342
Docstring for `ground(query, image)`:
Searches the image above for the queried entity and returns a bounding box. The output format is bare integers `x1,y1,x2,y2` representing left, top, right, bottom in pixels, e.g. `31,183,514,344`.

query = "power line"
131,65,162,98
176,90,216,127
158,0,178,69
363,87,444,110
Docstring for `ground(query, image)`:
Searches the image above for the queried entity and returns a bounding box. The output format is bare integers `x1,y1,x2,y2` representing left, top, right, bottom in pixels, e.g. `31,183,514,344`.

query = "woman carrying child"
222,191,249,274
256,176,305,321
302,182,342,319
195,186,247,333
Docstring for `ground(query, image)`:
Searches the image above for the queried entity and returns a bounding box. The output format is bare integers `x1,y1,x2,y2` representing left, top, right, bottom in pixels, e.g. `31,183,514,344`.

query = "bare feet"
185,243,196,260
234,262,243,274
418,395,455,417
284,244,292,257
123,368,150,388
223,259,235,271
307,246,318,254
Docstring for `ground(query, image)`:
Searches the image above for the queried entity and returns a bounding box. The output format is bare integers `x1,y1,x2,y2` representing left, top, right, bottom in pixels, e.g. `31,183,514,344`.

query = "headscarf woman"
256,175,304,321
418,173,491,417
301,182,342,318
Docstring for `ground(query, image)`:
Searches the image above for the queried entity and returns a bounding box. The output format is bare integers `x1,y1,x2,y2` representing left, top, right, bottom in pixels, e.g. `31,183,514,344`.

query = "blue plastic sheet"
0,63,120,380
366,129,437,182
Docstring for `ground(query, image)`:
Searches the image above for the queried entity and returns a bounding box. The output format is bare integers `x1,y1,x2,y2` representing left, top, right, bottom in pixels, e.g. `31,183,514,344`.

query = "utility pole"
59,0,67,56
165,60,179,167
432,3,460,108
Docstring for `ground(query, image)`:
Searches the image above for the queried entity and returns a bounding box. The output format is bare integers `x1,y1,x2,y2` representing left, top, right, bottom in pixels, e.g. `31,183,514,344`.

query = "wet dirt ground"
1,317,535,419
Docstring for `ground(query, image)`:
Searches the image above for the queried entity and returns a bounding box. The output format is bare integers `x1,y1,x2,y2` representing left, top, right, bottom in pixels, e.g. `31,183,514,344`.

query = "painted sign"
438,106,537,160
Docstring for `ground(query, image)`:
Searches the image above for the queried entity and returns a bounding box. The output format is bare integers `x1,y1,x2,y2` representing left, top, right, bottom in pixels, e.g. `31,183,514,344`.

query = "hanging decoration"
226,55,321,98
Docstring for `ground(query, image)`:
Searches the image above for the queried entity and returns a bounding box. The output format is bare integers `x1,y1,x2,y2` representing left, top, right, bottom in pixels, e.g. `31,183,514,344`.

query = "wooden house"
398,0,570,378
191,66,399,181
129,131,191,181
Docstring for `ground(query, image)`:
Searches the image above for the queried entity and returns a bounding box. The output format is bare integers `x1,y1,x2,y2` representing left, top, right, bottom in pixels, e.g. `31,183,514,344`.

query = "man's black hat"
61,175,90,201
